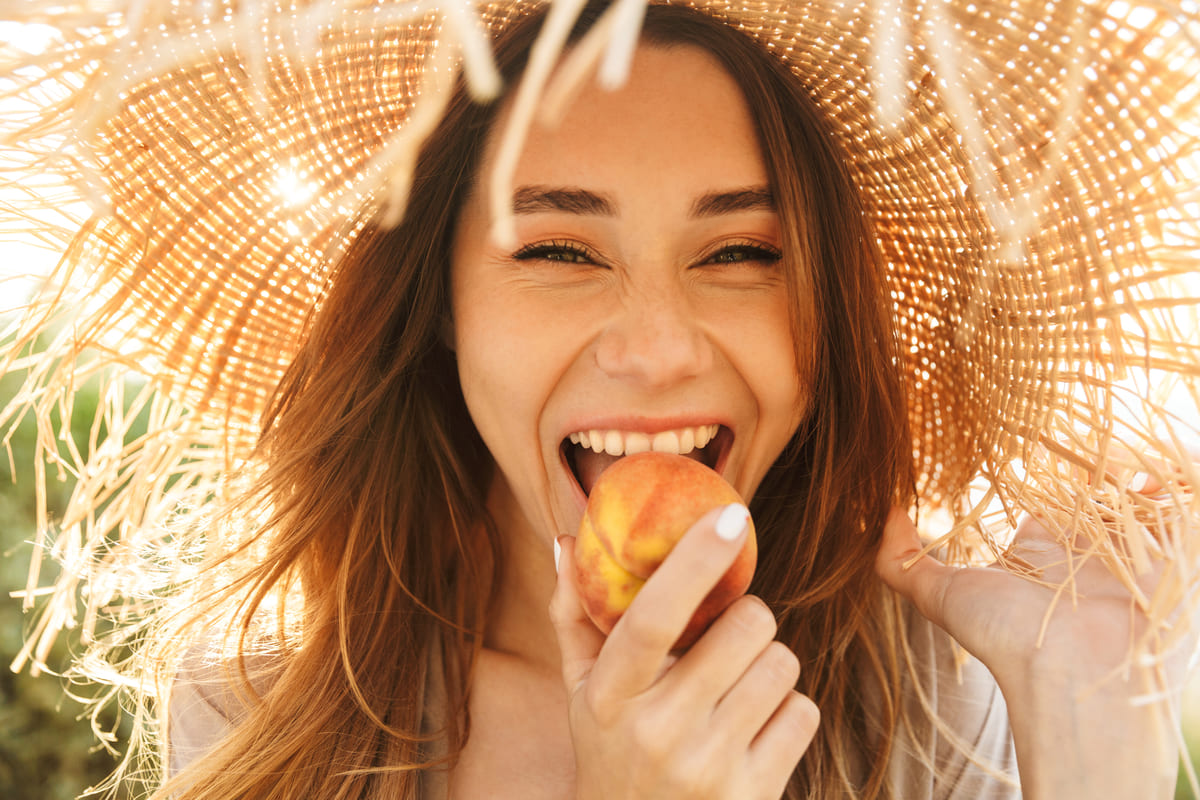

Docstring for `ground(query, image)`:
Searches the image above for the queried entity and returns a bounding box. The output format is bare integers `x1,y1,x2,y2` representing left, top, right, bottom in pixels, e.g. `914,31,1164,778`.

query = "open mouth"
561,424,733,497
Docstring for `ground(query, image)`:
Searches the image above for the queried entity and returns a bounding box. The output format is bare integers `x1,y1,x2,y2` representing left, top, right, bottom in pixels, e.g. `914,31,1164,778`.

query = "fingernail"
715,503,750,541
553,537,562,573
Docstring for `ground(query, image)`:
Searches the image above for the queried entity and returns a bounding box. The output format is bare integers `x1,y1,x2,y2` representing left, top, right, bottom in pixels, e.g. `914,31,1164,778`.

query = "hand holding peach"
574,452,757,649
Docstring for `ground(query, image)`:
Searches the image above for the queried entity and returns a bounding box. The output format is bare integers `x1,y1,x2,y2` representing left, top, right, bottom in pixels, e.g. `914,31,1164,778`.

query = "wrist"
1002,665,1179,800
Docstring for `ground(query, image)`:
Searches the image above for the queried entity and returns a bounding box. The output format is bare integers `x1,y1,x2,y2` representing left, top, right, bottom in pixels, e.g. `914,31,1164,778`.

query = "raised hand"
550,505,819,800
876,507,1190,799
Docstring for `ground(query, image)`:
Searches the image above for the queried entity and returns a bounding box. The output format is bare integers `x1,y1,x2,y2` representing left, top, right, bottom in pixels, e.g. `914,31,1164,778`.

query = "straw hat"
2,0,1199,670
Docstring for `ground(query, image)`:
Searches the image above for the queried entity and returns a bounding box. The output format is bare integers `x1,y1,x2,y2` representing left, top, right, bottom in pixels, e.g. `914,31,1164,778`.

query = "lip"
559,414,734,440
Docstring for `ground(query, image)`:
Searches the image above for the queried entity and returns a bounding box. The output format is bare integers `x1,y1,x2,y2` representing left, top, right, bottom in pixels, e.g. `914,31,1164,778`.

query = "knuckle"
762,641,801,687
780,692,821,738
726,595,778,640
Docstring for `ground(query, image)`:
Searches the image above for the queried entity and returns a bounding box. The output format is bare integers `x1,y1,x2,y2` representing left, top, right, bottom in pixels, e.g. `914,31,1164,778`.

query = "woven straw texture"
1,0,1199,670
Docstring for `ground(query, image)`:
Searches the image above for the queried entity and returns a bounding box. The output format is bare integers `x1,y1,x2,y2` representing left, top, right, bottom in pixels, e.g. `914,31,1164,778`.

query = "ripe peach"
574,451,757,650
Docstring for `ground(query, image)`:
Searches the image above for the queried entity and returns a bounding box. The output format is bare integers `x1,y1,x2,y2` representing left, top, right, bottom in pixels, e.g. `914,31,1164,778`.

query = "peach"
574,451,757,650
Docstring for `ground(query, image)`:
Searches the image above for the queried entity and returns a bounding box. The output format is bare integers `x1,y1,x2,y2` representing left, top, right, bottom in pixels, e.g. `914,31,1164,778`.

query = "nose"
594,286,713,388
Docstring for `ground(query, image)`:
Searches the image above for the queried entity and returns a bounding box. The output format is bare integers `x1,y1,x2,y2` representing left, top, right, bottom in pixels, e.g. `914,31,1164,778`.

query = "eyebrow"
690,187,776,217
509,185,776,217
512,186,615,216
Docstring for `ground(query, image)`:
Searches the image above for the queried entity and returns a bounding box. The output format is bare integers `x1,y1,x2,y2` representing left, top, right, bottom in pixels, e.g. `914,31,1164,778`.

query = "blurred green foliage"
0,363,147,800
1180,689,1200,800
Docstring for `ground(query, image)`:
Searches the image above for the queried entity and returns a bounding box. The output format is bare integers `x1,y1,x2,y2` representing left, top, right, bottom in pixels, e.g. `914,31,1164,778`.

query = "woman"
174,9,910,795
3,1,1197,799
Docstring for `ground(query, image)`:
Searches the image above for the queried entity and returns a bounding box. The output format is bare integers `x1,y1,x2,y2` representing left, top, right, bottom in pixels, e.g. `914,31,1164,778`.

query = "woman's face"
451,43,806,546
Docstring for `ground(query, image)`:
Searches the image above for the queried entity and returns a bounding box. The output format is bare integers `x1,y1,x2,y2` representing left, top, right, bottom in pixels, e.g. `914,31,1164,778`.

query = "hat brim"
3,0,1199,665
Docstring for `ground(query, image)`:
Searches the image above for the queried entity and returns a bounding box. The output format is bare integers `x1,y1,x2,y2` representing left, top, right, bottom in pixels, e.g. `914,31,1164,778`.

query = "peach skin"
574,452,757,649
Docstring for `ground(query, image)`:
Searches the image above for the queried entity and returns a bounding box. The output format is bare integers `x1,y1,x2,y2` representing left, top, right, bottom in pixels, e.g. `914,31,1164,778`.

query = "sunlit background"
2,7,1200,800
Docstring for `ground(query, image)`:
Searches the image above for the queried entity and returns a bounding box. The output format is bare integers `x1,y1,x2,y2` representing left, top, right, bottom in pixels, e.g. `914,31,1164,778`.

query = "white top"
168,606,1020,798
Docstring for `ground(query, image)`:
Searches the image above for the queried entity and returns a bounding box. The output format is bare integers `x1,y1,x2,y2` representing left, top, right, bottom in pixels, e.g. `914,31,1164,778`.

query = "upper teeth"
567,425,720,457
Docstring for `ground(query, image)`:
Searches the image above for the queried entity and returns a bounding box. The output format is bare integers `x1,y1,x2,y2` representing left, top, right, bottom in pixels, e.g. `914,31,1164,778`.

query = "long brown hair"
160,4,914,799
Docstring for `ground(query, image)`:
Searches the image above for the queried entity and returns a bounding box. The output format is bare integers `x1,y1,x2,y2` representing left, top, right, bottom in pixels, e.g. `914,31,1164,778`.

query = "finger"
549,535,608,693
747,691,819,797
660,594,778,709
873,507,958,631
1009,513,1071,552
711,640,801,749
1091,442,1200,497
591,502,751,702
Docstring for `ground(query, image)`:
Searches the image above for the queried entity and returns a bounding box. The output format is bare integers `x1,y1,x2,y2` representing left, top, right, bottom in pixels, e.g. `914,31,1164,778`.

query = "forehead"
485,42,770,197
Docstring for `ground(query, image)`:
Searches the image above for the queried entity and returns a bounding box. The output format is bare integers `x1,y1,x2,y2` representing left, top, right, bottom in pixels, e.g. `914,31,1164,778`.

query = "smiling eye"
705,242,782,265
512,240,598,265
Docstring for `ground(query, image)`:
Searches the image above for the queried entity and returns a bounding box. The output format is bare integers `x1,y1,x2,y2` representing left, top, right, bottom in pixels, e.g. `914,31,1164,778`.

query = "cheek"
763,309,806,416
453,291,525,444
451,277,574,457
729,293,806,417
736,295,809,473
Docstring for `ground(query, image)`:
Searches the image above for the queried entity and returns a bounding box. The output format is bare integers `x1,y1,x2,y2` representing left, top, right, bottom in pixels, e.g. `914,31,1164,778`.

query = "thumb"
874,507,957,631
549,535,608,693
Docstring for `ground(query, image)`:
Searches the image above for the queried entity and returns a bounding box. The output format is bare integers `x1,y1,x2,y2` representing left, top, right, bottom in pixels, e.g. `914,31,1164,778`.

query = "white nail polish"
553,538,562,573
715,503,749,541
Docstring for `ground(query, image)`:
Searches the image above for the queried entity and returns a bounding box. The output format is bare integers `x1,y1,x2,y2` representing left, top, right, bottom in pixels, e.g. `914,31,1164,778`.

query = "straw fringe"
1,0,1198,703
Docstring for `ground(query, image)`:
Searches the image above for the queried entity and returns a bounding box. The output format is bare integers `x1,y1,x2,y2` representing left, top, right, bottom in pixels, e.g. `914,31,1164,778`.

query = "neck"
481,474,562,675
